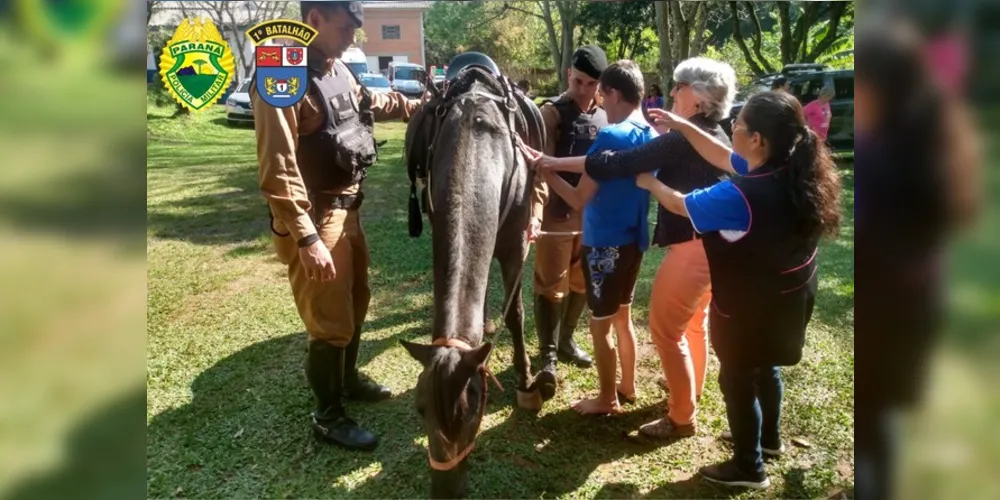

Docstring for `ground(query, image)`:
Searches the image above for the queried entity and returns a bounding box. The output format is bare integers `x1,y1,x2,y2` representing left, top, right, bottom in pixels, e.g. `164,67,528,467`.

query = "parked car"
722,64,855,152
388,62,426,98
359,73,392,94
343,46,370,77
225,80,253,126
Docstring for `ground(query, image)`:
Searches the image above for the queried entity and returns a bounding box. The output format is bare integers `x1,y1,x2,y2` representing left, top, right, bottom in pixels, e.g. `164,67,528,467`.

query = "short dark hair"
771,76,789,90
599,60,644,105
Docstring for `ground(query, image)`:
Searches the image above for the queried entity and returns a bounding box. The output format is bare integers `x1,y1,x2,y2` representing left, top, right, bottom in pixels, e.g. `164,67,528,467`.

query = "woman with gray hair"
526,57,738,438
803,85,835,141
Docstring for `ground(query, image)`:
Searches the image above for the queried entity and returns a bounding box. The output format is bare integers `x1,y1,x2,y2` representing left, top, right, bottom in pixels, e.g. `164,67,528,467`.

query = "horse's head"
402,340,494,499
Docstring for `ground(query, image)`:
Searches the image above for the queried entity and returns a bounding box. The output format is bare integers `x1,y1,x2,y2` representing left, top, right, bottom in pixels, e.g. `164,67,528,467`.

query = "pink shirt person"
803,86,835,140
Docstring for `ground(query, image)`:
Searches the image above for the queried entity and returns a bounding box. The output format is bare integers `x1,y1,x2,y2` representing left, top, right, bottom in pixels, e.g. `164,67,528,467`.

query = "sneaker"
699,460,770,489
720,430,785,457
639,418,695,438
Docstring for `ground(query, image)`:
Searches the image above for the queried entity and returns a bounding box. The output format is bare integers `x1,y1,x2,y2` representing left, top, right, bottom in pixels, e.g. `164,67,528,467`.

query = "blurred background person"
643,84,664,113
855,13,982,500
802,85,834,143
770,76,790,93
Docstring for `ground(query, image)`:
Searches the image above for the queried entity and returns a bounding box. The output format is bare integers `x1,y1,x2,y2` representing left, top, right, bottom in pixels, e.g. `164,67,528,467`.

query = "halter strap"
426,337,503,472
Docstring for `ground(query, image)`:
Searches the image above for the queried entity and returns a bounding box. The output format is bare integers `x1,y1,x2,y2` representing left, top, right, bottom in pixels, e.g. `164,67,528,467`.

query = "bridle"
423,67,525,231
426,337,504,472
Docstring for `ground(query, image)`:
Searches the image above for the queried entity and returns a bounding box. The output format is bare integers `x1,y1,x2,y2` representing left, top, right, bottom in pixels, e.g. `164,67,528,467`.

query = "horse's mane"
404,65,545,237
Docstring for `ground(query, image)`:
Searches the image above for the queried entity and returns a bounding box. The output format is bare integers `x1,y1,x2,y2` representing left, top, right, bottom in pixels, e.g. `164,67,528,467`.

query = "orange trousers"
649,238,712,426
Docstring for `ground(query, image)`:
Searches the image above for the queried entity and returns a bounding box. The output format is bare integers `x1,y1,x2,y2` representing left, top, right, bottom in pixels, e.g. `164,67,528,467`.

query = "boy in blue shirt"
536,60,658,414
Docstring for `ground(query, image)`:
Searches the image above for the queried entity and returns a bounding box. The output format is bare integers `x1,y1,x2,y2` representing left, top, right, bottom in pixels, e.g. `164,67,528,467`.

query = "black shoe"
305,341,379,451
534,295,560,401
312,407,379,451
344,327,392,402
719,430,785,457
698,460,770,489
556,292,593,368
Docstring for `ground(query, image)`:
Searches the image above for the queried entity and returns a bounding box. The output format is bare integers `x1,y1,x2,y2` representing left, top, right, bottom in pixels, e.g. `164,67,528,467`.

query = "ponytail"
743,92,842,242
785,126,841,241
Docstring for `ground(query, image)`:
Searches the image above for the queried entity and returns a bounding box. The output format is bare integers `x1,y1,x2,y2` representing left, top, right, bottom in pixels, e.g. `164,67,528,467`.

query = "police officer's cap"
301,1,363,27
445,52,500,81
572,45,608,80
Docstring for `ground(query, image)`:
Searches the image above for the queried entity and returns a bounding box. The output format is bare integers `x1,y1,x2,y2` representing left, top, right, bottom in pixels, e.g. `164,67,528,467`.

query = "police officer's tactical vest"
547,97,608,218
296,58,378,191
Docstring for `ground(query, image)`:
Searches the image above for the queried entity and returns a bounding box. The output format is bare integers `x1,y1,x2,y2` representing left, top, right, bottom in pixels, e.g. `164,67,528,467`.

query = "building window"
382,25,400,40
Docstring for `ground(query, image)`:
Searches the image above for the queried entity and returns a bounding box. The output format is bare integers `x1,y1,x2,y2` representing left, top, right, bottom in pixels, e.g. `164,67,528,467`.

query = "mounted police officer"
531,46,609,396
253,0,424,451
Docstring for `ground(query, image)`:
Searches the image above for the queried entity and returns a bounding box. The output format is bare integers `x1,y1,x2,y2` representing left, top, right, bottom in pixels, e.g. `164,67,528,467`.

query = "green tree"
192,58,207,75
577,0,656,61
653,1,727,89
729,1,854,76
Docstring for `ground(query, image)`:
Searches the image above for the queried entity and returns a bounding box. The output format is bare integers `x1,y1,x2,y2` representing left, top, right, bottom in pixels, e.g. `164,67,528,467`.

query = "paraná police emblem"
246,20,319,108
159,17,236,112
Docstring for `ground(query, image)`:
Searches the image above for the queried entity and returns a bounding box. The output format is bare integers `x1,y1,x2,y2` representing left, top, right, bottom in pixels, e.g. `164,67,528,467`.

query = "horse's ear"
460,342,493,370
401,340,436,367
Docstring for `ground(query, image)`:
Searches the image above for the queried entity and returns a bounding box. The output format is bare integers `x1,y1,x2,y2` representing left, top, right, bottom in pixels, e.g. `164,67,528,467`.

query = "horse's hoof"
535,371,557,402
516,389,543,411
484,319,497,336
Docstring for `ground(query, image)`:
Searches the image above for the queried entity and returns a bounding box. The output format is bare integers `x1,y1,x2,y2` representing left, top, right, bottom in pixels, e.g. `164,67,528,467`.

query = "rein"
426,337,504,472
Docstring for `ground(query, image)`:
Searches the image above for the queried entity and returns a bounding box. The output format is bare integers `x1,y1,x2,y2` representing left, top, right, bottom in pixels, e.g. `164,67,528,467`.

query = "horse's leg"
499,246,541,411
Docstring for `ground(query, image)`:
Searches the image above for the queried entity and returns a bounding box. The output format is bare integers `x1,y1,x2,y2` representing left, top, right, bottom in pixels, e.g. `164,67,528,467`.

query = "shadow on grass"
146,331,428,498
5,386,147,500
0,135,146,251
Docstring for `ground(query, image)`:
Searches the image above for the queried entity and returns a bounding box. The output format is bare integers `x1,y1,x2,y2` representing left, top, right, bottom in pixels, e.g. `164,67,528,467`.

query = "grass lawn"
146,104,854,499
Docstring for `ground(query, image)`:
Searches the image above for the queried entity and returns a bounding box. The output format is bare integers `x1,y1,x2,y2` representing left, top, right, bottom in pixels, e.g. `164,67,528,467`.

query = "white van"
387,62,425,98
342,46,370,76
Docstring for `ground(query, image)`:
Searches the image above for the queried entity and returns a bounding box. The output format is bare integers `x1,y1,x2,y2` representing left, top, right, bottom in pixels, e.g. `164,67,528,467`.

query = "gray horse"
402,66,545,498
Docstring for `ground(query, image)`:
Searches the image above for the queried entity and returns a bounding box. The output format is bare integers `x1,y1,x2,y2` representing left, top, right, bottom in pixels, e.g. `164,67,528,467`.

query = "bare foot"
571,397,621,415
616,383,636,404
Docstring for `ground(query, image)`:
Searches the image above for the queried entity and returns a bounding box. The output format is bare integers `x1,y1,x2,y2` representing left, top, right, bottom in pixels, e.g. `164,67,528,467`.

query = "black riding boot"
344,327,392,402
534,295,560,401
556,292,593,368
307,341,379,451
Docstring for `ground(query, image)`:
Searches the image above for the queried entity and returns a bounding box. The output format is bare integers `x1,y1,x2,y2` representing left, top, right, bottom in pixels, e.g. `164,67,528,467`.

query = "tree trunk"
539,1,564,91
743,2,773,73
670,2,689,61
654,0,673,88
556,0,577,92
805,2,848,62
777,1,793,65
690,2,708,57
728,2,767,76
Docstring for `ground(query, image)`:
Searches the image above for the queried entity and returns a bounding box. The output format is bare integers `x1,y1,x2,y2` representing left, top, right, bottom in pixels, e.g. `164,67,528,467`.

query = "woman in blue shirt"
638,92,842,489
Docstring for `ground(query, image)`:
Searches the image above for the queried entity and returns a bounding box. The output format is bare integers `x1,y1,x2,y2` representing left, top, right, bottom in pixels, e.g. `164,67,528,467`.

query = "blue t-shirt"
582,118,659,250
683,152,752,242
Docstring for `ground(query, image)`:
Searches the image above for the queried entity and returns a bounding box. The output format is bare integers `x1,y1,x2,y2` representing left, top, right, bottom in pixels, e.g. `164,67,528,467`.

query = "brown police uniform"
531,97,599,301
255,54,419,347
532,91,608,375
253,18,421,449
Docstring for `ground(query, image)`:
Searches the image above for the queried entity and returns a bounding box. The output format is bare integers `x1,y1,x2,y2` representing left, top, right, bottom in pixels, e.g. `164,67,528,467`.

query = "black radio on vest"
548,97,608,218
297,58,378,191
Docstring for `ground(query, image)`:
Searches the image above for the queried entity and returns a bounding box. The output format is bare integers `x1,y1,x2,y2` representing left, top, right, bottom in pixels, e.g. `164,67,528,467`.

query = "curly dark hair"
741,91,842,241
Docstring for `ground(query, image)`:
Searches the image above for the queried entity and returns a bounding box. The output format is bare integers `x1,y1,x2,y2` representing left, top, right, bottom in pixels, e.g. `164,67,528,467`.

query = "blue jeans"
718,363,783,474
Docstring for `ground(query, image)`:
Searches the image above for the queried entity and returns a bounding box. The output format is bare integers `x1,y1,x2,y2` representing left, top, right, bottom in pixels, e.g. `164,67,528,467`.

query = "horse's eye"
416,406,425,417
474,116,484,125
